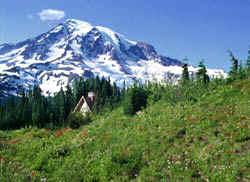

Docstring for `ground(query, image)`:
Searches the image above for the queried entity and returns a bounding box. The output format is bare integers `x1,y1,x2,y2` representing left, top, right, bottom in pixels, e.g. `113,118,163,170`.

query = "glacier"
0,19,227,95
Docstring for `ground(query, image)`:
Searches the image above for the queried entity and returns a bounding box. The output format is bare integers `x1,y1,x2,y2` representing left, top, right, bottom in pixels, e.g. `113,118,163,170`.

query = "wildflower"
122,149,129,154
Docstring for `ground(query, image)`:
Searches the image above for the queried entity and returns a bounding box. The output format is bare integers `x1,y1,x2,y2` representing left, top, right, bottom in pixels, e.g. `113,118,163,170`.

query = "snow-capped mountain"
0,19,226,95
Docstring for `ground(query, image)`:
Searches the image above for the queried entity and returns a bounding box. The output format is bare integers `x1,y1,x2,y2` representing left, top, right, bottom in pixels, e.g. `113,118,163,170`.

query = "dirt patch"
54,128,72,137
0,157,5,162
1,138,22,145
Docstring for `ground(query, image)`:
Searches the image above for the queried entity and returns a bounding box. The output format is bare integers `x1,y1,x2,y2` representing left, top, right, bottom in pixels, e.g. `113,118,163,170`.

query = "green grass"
0,79,249,182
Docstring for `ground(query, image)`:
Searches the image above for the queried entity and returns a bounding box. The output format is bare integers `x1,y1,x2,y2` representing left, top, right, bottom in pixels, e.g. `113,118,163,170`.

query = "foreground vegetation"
0,52,249,181
0,77,249,181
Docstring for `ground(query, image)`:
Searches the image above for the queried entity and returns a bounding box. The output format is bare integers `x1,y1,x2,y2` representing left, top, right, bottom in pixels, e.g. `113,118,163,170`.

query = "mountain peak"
61,19,94,35
64,19,92,26
0,18,227,95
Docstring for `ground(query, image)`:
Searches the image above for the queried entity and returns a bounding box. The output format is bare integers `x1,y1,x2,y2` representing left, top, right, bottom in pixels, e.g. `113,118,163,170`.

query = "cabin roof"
73,96,91,113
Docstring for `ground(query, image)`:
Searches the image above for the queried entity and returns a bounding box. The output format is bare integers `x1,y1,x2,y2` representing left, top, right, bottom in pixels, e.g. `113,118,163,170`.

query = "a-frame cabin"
73,92,95,115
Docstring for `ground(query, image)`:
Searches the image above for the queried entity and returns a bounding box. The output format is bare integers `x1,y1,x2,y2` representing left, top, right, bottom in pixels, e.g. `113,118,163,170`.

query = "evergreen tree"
122,80,126,97
65,84,74,119
228,51,238,77
123,86,148,115
196,61,209,85
104,77,113,98
32,85,42,101
73,78,84,105
16,89,28,124
47,94,56,123
246,47,250,73
94,76,101,92
5,96,17,128
56,88,66,124
31,85,47,127
182,64,189,82
238,60,245,79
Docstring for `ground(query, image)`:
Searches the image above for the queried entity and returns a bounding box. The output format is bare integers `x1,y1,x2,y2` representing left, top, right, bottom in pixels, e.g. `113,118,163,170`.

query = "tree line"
0,76,123,129
181,47,250,84
1,47,250,130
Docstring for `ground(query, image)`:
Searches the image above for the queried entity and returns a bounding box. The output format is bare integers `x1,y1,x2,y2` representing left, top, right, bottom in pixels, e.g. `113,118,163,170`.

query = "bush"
66,112,91,129
123,87,148,115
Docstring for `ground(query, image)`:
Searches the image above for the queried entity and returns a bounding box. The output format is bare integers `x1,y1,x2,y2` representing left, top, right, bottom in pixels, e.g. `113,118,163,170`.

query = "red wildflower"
32,171,36,177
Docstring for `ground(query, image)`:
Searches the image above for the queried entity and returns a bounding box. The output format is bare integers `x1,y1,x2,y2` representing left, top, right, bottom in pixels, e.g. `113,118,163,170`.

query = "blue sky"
0,0,250,71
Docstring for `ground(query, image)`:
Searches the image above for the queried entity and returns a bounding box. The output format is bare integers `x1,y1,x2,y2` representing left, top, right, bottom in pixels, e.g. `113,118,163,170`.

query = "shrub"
123,87,148,115
66,112,91,129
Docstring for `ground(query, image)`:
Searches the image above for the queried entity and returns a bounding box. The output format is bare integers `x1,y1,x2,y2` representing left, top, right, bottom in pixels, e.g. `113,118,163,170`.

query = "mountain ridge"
0,19,226,95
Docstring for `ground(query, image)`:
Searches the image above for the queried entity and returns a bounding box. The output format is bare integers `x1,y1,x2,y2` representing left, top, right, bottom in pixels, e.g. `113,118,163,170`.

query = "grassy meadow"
0,77,249,181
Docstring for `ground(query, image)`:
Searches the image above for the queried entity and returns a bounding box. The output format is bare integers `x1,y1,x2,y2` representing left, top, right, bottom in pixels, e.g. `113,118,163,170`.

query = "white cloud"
38,9,65,21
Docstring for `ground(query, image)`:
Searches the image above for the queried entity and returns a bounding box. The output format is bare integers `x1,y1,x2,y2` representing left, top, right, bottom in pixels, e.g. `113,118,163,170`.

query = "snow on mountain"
0,19,226,95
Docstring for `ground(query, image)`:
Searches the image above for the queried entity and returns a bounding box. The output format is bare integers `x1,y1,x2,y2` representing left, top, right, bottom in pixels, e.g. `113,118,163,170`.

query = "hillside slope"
0,79,249,181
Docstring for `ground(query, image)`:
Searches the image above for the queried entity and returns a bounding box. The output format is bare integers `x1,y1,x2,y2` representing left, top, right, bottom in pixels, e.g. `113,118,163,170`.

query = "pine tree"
32,85,42,101
182,64,189,82
196,61,209,84
65,84,74,119
122,80,126,97
58,88,66,123
228,51,238,78
6,96,17,128
47,94,56,123
105,77,113,98
94,76,101,92
31,85,47,127
123,86,148,115
238,60,245,79
246,47,250,73
73,78,85,106
16,88,27,124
